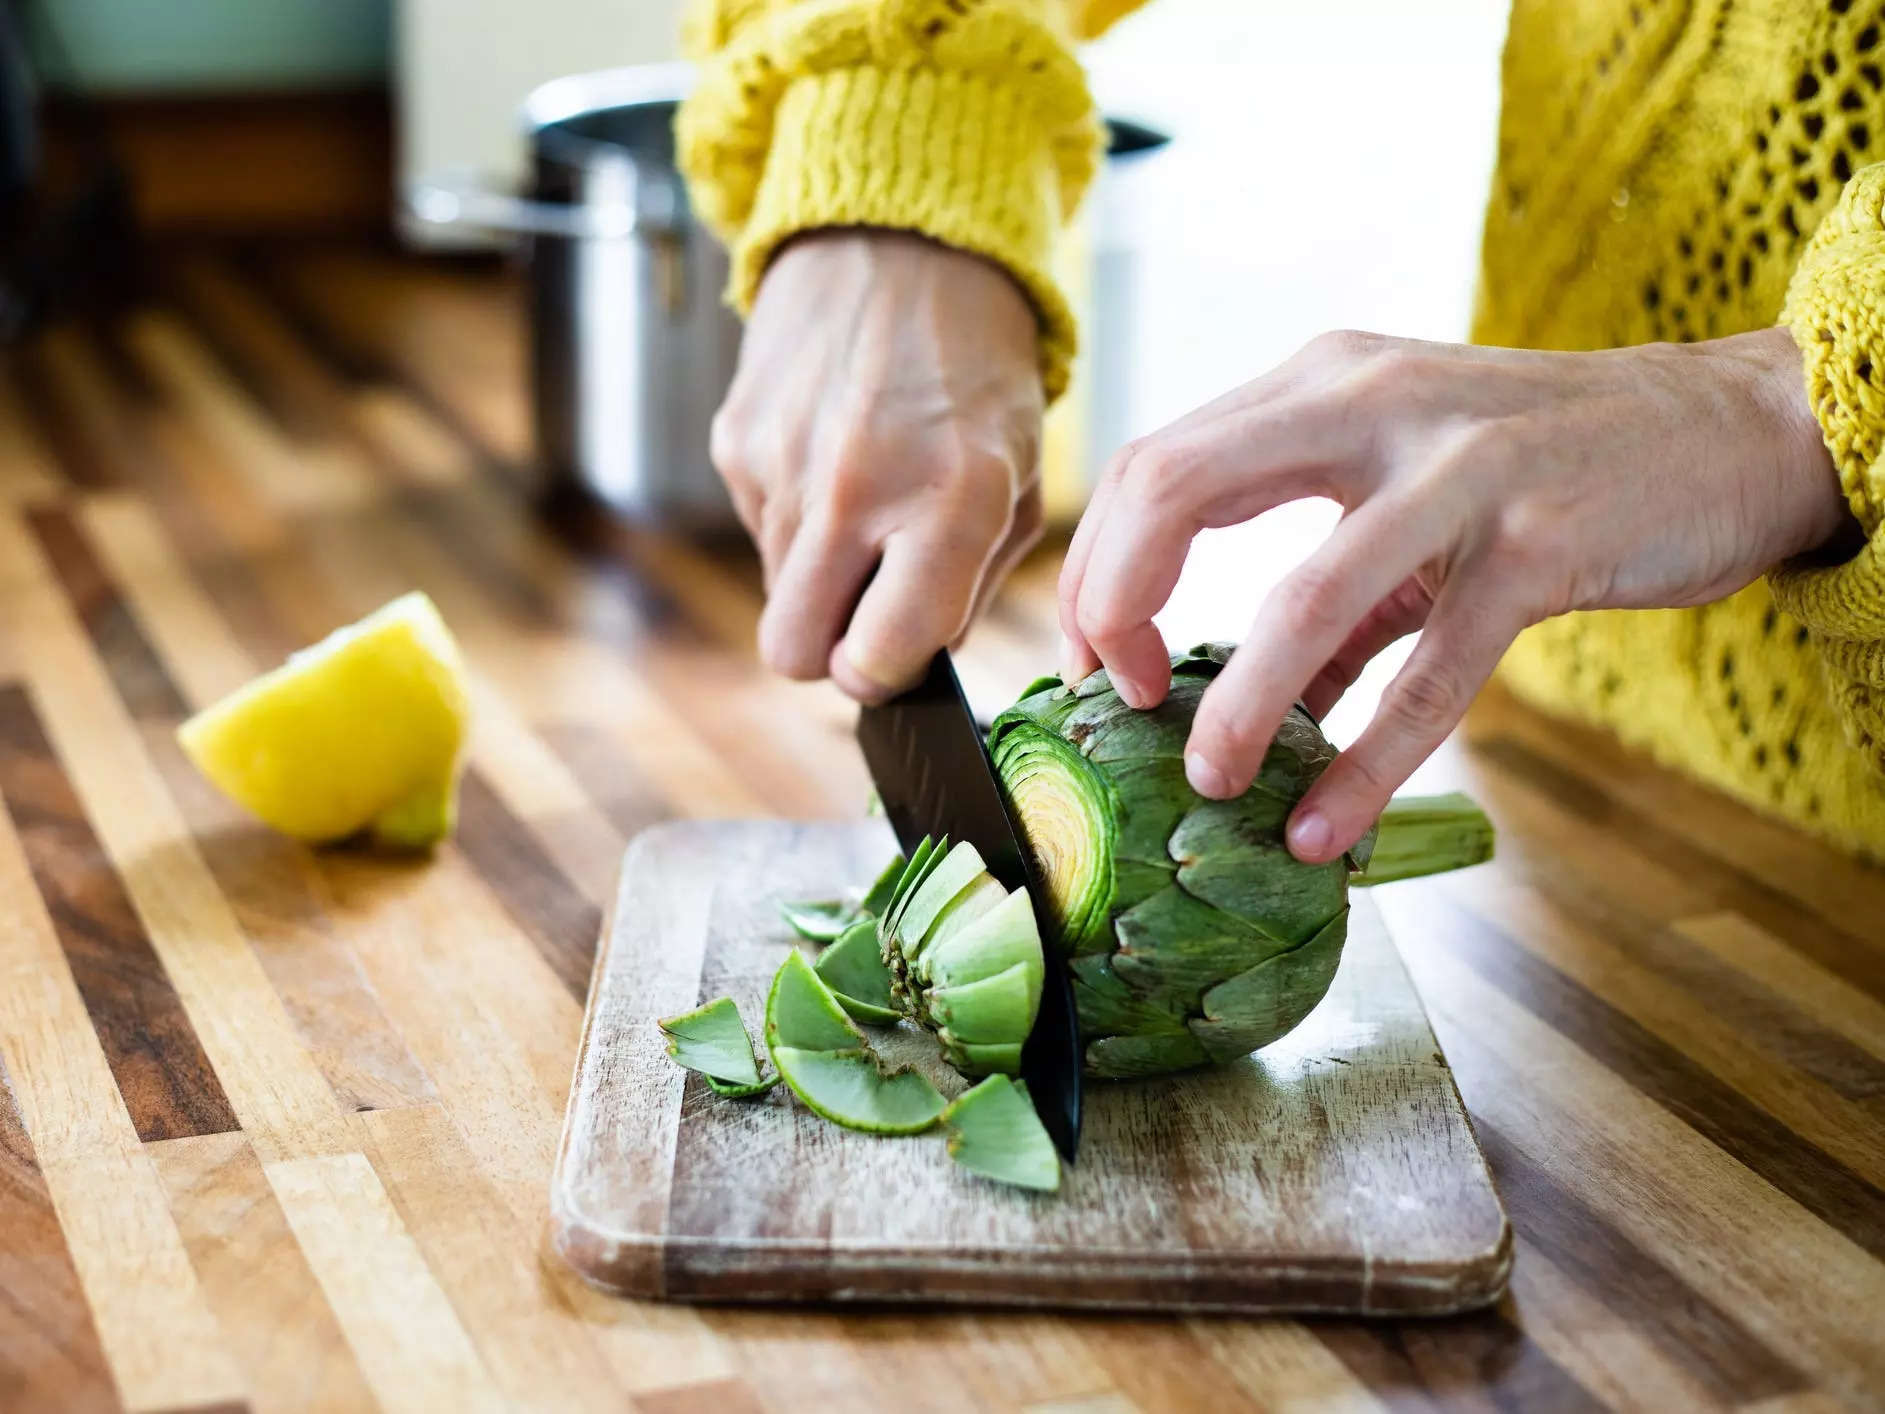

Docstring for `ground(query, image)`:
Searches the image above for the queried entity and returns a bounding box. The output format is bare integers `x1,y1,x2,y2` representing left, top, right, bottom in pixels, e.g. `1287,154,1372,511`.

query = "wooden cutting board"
550,819,1511,1316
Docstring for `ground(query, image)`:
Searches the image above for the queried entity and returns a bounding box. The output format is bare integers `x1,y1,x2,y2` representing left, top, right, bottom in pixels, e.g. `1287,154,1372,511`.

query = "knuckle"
757,621,823,681
1115,438,1191,509
1382,664,1464,736
819,456,877,524
1009,496,1045,554
1487,497,1564,578
1074,595,1131,649
1272,565,1346,640
708,408,750,483
1303,328,1384,365
936,460,1016,540
1336,746,1396,802
1342,344,1429,404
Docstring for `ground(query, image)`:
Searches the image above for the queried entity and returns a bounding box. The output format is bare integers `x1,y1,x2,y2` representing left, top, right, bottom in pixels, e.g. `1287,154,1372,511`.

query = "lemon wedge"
177,591,470,848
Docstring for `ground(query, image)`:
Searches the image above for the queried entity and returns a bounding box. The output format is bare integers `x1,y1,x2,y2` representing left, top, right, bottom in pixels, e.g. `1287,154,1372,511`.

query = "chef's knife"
856,650,1083,1162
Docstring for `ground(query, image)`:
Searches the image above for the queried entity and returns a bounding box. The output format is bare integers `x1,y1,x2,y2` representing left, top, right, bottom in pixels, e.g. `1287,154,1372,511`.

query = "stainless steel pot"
410,63,1169,533
411,63,741,528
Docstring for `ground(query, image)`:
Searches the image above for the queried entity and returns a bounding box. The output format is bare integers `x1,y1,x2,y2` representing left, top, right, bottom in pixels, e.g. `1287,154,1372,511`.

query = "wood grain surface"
554,819,1510,1315
0,243,1880,1411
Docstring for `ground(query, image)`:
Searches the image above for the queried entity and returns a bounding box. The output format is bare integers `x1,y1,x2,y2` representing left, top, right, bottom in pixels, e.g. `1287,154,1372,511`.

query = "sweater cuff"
730,66,1079,403
1783,164,1885,537
1770,537,1885,769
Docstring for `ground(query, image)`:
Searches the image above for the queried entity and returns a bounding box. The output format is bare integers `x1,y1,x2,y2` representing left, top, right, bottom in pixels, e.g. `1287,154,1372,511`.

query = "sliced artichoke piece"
658,996,767,1090
858,851,908,915
947,1040,1024,1074
765,949,862,1055
894,840,990,952
989,644,1494,1077
779,852,908,941
927,961,1040,1044
908,874,1007,968
767,1047,946,1134
878,836,1045,1077
879,835,943,944
779,899,858,944
764,950,945,1134
920,887,1039,990
703,1072,780,1099
815,918,900,1025
941,1075,1061,1192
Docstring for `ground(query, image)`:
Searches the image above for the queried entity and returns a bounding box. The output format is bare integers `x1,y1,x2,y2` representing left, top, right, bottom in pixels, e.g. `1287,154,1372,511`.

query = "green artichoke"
988,643,1493,1078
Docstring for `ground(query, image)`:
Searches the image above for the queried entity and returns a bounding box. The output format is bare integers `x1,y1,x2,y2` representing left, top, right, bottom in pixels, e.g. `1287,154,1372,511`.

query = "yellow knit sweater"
679,0,1885,860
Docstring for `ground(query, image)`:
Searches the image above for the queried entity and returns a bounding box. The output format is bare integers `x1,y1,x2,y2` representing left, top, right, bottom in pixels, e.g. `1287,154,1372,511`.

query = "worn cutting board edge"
549,819,1511,1317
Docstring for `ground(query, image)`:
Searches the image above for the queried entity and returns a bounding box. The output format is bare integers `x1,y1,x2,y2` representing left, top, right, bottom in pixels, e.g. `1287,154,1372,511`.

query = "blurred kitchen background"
9,0,1508,749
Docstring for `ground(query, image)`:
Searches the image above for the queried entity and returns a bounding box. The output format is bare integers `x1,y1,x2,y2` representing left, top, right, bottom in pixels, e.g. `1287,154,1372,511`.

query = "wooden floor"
1,242,1883,1413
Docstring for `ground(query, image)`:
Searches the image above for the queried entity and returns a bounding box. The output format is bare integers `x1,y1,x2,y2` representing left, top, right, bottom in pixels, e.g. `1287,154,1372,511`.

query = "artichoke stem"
1351,792,1495,886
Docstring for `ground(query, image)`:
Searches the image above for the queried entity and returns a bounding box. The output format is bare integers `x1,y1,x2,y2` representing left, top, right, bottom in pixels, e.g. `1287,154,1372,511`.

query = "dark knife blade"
856,650,1083,1162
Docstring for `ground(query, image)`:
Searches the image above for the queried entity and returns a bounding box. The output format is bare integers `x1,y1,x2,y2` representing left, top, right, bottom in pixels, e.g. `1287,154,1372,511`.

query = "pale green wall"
30,0,391,92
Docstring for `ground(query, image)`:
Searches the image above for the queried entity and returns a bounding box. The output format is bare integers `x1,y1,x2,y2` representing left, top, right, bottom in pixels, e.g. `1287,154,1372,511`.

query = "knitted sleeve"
676,0,1148,401
1773,161,1885,773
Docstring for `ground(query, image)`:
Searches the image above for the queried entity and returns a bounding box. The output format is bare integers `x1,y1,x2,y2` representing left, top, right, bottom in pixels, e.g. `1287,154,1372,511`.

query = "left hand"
1058,326,1852,863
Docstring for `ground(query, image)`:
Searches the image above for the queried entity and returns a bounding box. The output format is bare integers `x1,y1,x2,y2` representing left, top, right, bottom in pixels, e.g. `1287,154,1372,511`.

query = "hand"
711,229,1045,700
1059,326,1850,861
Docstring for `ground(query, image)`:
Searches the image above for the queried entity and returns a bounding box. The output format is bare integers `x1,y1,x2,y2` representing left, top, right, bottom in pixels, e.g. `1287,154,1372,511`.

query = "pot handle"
406,169,647,240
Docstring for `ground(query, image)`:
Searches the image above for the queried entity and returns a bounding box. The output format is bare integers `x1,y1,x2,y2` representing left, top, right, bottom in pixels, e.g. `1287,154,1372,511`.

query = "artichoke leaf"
657,996,763,1087
1169,797,1347,947
1085,1030,1212,1079
1187,909,1349,1065
1067,955,1191,1037
941,1075,1060,1191
768,1047,946,1134
1111,886,1293,1011
815,919,901,1025
927,962,1041,1044
942,1038,1024,1075
895,840,991,952
779,899,860,944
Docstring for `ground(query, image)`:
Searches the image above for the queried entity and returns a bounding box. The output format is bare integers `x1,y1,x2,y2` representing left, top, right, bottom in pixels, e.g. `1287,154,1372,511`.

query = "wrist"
1715,326,1857,560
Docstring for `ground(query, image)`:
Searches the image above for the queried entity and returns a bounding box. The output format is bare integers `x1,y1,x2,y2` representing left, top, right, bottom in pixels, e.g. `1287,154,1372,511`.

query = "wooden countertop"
2,245,1883,1414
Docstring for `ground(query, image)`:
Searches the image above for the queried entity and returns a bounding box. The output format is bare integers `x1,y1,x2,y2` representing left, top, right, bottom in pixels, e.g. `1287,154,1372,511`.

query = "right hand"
711,229,1046,701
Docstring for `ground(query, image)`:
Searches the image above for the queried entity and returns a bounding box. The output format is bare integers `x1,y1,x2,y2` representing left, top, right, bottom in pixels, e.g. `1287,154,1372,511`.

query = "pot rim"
522,61,695,167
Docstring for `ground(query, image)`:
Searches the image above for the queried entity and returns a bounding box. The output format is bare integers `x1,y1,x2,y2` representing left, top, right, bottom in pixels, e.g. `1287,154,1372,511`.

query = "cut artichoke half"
988,642,1494,1078
815,918,900,1025
878,837,1045,1076
780,853,908,941
941,1074,1060,1192
764,950,945,1134
657,996,778,1097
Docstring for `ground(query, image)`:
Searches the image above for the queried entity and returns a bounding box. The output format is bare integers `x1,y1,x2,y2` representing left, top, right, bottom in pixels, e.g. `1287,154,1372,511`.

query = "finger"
832,522,1002,701
1300,576,1433,720
1069,438,1333,712
708,409,766,543
1286,577,1520,861
1183,495,1450,799
1057,453,1125,682
756,517,879,679
960,487,1044,641
1060,347,1385,684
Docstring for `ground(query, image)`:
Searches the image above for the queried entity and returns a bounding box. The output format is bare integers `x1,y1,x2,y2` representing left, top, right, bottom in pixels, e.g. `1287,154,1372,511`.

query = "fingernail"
1057,632,1083,685
1185,751,1234,798
1288,809,1332,860
1116,675,1150,709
